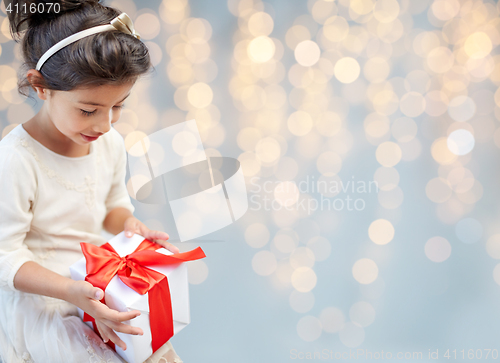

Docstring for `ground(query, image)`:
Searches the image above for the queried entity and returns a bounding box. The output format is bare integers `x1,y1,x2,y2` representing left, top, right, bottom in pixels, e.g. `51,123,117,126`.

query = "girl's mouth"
81,133,100,142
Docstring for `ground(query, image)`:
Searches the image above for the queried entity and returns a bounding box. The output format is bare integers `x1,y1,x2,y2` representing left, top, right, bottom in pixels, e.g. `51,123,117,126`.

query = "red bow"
80,239,206,353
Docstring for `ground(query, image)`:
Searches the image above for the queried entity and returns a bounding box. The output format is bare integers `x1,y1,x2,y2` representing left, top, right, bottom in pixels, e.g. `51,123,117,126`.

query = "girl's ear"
26,69,49,100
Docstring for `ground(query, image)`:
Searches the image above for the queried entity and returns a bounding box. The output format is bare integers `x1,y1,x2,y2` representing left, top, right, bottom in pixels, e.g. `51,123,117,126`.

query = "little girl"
0,1,184,362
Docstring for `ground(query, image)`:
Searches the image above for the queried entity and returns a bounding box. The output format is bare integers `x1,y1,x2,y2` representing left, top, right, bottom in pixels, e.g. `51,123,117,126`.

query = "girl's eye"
80,109,96,117
80,105,125,117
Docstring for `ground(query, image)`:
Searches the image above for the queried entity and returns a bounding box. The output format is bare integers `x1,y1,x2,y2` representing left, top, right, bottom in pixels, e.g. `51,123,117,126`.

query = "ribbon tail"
149,277,174,353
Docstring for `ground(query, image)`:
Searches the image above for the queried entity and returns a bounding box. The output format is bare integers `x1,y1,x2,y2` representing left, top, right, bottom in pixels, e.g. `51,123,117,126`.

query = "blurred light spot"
245,223,270,248
320,307,345,333
248,36,275,63
285,25,311,50
287,110,313,136
376,142,402,167
187,82,213,108
352,258,378,284
373,0,399,23
274,181,300,207
425,236,452,262
486,234,500,259
400,92,426,117
493,264,500,285
248,12,274,36
364,112,390,140
135,13,161,40
317,151,342,175
464,32,492,59
291,266,317,292
322,16,349,42
405,70,430,93
237,127,262,151
297,316,322,342
255,137,281,163
431,0,460,21
306,236,331,261
334,57,360,84
172,131,198,157
427,47,454,73
295,40,321,67
252,250,277,276
368,219,394,245
289,290,315,313
315,111,342,136
447,129,475,155
350,0,374,15
290,247,316,269
455,218,482,244
363,57,390,83
339,322,365,347
392,117,417,142
187,260,209,284
275,260,294,286
425,90,449,116
448,96,476,122
447,167,475,193
124,131,148,155
431,137,458,165
274,233,297,254
349,302,376,327
426,177,452,203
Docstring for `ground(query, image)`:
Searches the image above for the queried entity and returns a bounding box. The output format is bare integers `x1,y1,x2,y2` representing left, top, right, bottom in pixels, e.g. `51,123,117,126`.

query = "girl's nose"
93,109,113,134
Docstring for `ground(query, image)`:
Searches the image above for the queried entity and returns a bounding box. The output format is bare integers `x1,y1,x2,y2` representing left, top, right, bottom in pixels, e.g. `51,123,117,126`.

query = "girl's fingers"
98,322,128,351
124,217,139,238
152,239,179,254
99,317,143,336
145,229,170,241
95,321,110,343
96,304,141,323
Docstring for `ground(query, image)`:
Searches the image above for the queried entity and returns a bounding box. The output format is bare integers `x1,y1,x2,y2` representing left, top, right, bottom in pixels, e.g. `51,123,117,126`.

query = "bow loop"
110,12,141,40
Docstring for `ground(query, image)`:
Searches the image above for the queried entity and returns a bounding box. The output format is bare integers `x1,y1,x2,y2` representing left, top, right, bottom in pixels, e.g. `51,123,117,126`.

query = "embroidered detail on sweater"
21,352,34,363
83,334,115,363
16,137,97,210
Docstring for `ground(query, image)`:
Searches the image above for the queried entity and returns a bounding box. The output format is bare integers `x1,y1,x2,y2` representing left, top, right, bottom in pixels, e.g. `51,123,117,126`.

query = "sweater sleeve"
0,146,37,292
104,128,135,216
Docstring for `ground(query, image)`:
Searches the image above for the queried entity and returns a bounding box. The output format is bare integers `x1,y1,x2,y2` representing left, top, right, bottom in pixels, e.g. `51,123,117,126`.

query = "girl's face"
45,82,135,145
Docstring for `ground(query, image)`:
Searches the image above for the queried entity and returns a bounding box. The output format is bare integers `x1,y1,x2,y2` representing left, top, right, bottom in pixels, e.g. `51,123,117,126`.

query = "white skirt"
0,291,183,363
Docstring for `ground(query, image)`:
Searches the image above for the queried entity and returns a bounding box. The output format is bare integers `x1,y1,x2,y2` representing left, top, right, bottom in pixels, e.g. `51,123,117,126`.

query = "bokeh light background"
1,0,500,361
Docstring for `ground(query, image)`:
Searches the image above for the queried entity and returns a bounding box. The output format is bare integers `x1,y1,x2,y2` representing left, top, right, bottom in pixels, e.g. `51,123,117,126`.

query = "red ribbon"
80,239,206,353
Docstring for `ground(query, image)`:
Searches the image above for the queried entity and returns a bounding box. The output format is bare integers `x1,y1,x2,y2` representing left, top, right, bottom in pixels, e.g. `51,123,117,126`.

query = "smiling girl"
0,1,183,362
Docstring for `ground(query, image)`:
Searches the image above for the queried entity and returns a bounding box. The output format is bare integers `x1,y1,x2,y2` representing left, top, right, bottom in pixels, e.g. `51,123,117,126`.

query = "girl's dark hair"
6,0,153,100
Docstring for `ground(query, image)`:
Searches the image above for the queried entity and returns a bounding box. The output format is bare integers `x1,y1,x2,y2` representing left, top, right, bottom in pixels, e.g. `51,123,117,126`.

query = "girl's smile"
80,133,102,143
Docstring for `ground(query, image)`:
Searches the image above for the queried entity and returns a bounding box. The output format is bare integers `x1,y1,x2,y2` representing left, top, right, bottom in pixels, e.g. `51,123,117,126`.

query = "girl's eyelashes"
80,109,96,116
80,104,125,117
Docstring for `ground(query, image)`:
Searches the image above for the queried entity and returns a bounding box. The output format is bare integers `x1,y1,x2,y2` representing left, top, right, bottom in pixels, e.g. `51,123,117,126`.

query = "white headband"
36,12,141,71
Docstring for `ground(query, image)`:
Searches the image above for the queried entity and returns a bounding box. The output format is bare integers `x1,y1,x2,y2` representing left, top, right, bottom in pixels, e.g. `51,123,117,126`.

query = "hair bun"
6,0,101,40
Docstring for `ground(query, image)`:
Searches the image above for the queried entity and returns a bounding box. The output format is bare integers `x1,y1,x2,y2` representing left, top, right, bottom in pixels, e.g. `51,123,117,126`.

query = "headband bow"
35,12,141,71
111,12,141,40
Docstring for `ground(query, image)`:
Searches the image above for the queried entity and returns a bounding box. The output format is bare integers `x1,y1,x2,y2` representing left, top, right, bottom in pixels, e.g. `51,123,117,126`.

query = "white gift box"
69,232,190,363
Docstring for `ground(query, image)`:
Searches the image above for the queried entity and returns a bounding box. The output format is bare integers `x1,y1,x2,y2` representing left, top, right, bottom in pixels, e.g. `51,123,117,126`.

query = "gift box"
69,231,206,363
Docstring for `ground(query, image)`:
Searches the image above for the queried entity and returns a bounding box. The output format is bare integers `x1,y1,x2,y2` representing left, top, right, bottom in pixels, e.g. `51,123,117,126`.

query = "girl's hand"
67,280,143,351
123,216,179,254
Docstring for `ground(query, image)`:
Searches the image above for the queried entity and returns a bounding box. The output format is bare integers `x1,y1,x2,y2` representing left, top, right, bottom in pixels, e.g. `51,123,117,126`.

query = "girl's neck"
23,108,90,158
